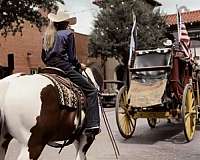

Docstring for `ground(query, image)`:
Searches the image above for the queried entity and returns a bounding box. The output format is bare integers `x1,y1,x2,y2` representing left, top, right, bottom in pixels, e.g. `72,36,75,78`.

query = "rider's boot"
84,126,101,136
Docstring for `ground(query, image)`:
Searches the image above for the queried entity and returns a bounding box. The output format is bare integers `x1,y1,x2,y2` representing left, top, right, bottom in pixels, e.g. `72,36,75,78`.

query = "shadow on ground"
117,121,188,145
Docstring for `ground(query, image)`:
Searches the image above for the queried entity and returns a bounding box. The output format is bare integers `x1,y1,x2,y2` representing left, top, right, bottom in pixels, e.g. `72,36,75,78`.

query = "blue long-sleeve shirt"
42,28,80,71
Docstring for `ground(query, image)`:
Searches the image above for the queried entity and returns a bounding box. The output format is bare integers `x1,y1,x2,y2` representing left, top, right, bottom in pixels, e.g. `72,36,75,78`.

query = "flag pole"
128,12,136,67
176,5,181,43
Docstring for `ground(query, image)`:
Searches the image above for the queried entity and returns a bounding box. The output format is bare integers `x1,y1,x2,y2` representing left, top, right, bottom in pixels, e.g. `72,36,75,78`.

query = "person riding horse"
41,10,100,136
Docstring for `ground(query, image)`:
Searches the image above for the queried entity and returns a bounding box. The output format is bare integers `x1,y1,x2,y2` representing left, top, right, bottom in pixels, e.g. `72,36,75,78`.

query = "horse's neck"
83,67,100,91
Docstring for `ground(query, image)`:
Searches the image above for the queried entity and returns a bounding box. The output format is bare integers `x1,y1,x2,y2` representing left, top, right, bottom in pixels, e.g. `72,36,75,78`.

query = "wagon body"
115,46,200,141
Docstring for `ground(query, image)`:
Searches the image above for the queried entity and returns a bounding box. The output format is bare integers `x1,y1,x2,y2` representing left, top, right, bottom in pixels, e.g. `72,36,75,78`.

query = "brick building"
0,22,90,74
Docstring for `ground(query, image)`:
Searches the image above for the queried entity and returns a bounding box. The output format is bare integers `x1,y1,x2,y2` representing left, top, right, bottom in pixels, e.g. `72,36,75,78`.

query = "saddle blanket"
41,73,85,109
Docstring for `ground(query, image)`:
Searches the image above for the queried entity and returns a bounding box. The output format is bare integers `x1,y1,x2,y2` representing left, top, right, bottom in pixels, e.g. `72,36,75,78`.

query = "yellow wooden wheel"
182,83,197,142
196,72,200,124
115,86,136,139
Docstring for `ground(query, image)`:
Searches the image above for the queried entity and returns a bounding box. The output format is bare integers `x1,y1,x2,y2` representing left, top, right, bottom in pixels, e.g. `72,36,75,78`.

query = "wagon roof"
136,48,171,55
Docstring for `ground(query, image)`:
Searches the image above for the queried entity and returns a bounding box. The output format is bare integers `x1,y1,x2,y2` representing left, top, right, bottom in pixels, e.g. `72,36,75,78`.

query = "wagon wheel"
196,72,200,124
182,83,197,142
115,86,136,139
147,118,157,128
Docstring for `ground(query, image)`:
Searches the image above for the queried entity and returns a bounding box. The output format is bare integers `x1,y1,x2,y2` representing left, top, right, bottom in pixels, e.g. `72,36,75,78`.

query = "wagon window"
134,49,171,68
131,48,171,79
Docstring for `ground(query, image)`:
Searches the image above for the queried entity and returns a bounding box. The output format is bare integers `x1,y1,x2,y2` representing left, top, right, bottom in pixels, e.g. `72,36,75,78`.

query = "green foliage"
0,0,64,36
89,0,166,62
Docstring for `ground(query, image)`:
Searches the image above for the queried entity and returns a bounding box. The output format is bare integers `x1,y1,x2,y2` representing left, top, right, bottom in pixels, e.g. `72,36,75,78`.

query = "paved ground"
5,108,200,160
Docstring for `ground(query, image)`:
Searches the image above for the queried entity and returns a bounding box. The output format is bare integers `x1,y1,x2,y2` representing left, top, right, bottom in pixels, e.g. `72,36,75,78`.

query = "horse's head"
83,63,104,91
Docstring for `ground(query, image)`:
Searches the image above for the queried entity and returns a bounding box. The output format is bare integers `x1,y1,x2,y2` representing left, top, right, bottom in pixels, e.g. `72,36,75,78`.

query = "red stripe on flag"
177,7,192,59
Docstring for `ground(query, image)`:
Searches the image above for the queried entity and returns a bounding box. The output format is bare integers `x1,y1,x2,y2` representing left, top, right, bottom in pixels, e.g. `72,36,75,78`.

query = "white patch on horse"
74,111,85,128
0,70,99,160
16,145,29,160
0,74,54,157
74,134,88,160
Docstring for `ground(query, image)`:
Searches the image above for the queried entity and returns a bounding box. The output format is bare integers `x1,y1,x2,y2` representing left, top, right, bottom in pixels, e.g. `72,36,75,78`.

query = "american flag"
176,8,191,58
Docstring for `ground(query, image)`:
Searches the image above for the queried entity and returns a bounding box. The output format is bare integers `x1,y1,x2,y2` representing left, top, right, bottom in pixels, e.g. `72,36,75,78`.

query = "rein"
83,69,120,159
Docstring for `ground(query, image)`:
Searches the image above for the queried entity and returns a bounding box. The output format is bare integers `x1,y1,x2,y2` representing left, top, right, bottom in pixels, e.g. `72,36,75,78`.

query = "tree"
0,0,64,36
89,0,166,64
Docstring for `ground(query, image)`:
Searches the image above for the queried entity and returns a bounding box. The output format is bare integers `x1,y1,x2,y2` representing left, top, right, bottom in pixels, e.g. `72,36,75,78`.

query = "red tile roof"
165,10,200,26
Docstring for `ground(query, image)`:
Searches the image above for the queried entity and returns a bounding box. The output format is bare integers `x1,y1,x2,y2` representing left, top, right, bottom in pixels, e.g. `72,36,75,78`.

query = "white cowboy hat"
48,10,77,25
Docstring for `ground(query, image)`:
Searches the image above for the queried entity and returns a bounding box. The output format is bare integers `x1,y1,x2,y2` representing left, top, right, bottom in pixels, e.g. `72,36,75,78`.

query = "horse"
0,66,103,160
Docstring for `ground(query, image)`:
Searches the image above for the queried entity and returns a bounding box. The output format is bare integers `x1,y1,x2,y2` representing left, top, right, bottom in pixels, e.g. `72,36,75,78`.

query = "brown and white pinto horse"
0,67,102,160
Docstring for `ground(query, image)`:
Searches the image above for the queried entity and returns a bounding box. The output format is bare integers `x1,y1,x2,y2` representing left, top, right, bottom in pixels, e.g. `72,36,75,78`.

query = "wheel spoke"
120,116,126,130
122,92,127,105
185,114,191,136
191,105,197,114
120,98,125,108
119,98,128,112
125,119,129,135
188,98,194,112
121,106,128,111
185,111,192,120
124,116,130,135
127,117,134,135
118,111,125,114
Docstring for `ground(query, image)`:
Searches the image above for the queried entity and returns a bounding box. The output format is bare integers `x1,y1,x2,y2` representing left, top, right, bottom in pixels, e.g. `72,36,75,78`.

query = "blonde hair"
43,21,56,51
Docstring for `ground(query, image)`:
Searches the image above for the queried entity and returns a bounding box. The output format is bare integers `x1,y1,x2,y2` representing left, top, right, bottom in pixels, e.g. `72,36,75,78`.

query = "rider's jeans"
65,68,100,128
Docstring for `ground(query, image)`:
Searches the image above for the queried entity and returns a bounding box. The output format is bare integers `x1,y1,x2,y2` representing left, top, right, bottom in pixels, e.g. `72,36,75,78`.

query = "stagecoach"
115,44,200,141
